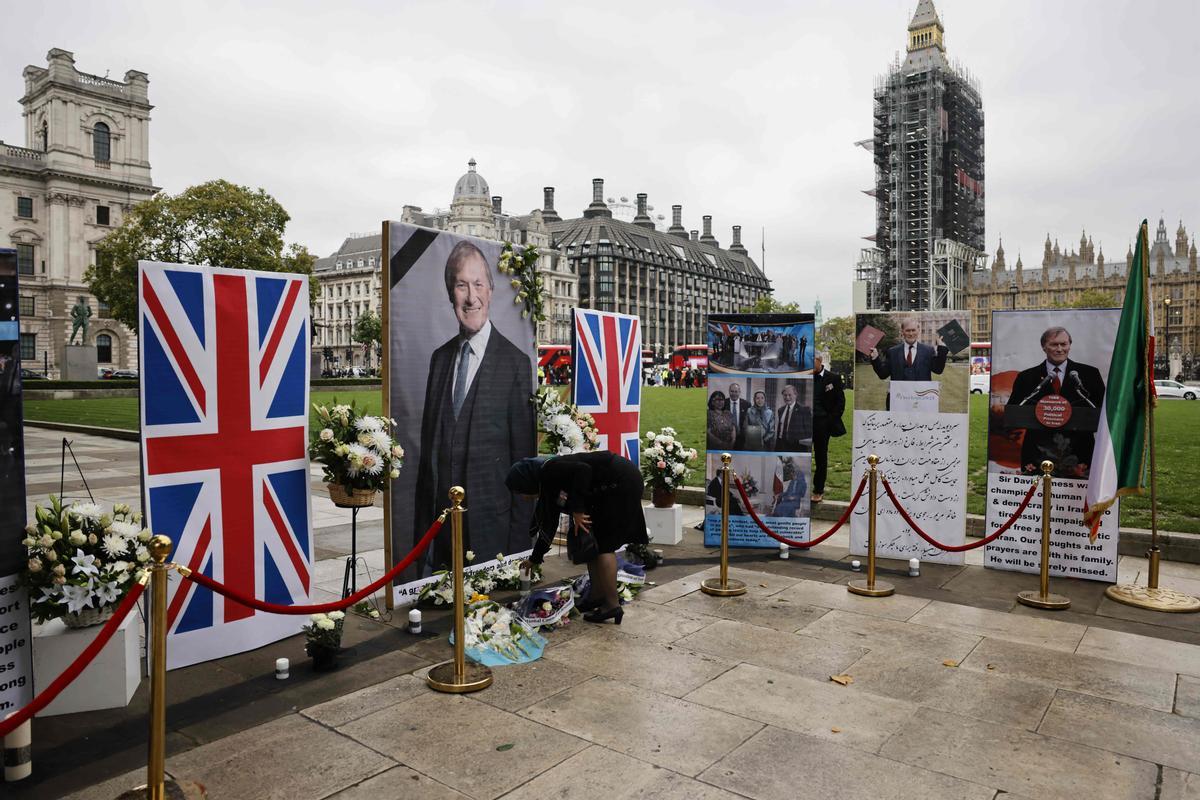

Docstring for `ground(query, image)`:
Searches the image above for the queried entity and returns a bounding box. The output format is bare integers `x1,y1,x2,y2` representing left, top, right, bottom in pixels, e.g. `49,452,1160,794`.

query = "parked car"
111,369,139,379
1154,380,1197,400
98,367,115,379
969,373,990,394
20,368,45,380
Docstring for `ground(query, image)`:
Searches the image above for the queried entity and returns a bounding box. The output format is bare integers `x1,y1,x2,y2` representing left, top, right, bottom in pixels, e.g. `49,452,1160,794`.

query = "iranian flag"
1084,220,1154,537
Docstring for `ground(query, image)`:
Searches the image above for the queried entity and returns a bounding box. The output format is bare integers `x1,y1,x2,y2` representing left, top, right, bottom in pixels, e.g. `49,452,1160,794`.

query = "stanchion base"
426,661,493,693
1016,590,1071,610
118,778,208,799
700,577,747,597
1104,583,1200,613
846,579,894,597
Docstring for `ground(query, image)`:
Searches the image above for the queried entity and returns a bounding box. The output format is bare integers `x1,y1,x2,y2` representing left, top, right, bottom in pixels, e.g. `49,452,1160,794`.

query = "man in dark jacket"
811,352,846,502
870,318,948,382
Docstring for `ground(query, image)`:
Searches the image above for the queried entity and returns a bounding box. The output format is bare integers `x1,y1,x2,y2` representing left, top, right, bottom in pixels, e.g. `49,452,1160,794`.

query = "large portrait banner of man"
704,313,814,548
851,311,971,565
384,222,536,603
983,309,1120,582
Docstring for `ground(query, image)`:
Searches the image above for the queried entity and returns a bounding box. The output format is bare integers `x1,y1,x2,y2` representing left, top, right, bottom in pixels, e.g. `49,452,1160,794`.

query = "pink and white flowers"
310,402,404,493
640,427,698,491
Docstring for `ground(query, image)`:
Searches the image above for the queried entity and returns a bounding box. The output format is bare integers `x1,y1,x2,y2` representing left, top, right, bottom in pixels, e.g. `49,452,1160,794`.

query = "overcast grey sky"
4,0,1198,318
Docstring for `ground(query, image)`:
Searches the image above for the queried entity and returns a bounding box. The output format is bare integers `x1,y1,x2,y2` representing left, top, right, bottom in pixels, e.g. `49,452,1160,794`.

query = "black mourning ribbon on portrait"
390,227,440,288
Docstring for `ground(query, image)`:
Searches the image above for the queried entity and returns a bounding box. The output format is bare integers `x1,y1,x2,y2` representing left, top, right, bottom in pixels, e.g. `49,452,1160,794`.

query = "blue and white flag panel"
572,309,641,464
138,261,312,670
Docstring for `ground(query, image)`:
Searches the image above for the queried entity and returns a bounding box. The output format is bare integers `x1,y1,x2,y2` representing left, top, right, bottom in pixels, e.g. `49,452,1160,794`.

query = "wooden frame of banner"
381,220,394,611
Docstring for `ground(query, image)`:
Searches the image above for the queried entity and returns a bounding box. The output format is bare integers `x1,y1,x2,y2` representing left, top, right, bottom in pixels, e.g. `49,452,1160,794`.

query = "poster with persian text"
850,311,971,565
704,313,814,548
982,309,1120,582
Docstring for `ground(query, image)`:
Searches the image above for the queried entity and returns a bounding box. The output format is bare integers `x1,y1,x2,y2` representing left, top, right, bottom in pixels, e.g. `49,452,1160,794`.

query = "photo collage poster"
983,309,1121,582
385,222,537,604
704,313,815,548
0,248,32,714
851,311,971,565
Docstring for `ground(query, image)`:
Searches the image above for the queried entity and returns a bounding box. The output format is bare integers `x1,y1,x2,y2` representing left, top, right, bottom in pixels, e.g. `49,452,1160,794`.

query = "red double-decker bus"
669,344,709,372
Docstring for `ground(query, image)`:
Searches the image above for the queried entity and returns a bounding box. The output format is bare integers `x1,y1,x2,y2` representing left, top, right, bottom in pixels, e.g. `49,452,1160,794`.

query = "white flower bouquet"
418,552,543,605
533,386,599,454
22,496,151,624
457,600,545,664
303,610,345,650
640,427,698,491
310,402,403,494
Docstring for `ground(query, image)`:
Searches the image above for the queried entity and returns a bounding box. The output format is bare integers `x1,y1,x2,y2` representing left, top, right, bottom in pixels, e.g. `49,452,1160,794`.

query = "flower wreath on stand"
533,386,599,454
310,402,404,507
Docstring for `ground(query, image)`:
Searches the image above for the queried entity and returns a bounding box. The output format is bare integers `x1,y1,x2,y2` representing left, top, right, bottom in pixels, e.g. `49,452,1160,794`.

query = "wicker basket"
63,604,116,629
328,484,378,508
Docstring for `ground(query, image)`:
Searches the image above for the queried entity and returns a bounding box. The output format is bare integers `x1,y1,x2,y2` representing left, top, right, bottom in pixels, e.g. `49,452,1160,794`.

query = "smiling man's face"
451,251,492,336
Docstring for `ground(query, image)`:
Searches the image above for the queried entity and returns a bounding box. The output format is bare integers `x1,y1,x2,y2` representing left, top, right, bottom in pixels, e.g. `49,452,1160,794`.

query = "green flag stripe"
1104,220,1151,489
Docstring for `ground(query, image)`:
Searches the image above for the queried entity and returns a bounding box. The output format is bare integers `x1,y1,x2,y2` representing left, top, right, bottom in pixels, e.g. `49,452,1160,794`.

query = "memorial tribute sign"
704,313,815,548
0,248,32,716
983,309,1121,582
383,222,537,605
851,311,971,565
139,262,313,669
572,308,641,463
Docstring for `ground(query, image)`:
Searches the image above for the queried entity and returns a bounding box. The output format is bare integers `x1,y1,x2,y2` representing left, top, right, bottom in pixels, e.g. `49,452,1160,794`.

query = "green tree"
1054,289,1116,309
740,295,801,314
816,315,855,365
352,310,382,347
87,179,317,329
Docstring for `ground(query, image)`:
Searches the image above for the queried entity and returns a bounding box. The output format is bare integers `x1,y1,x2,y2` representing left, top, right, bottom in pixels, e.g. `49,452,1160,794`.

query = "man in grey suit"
415,240,535,573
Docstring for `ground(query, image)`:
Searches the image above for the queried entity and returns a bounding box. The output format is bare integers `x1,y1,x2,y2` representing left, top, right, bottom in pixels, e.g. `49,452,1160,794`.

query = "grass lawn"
24,386,1200,533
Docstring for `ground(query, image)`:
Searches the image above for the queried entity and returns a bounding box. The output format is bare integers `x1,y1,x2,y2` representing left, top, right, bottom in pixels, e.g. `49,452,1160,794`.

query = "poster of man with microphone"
984,308,1121,582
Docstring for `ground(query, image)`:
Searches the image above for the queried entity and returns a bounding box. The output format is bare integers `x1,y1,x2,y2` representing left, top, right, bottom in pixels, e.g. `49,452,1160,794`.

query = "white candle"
850,560,861,572
2,717,31,782
408,608,422,634
275,658,289,680
779,542,789,559
908,558,920,577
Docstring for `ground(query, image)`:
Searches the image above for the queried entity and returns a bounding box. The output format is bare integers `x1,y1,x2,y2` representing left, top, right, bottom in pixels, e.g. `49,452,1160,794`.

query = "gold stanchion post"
701,454,747,597
1017,461,1070,610
848,454,894,597
427,487,493,693
141,534,172,800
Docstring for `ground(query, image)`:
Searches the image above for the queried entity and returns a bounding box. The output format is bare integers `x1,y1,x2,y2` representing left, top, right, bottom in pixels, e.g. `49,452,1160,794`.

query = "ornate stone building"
967,218,1199,376
546,178,771,355
0,49,156,375
312,159,577,371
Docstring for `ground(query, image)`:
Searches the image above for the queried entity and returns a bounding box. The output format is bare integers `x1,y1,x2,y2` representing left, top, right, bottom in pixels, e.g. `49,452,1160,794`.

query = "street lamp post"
1009,280,1018,310
1164,297,1172,380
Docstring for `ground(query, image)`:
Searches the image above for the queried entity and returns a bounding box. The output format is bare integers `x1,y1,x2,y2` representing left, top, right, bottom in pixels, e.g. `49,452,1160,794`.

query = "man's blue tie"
453,339,471,416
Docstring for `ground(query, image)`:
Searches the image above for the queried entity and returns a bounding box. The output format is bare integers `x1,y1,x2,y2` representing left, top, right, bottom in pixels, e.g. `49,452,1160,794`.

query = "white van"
970,373,989,394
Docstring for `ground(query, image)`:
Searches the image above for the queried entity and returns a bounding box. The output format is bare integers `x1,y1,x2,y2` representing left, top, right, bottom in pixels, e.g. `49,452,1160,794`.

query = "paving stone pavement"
12,428,1200,799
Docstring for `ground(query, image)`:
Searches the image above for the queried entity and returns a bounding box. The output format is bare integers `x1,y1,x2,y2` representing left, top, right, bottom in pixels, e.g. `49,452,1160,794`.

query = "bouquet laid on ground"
456,599,546,665
640,427,698,491
303,611,345,651
22,497,151,625
418,552,543,605
533,386,599,454
309,403,403,494
569,570,645,607
512,586,574,630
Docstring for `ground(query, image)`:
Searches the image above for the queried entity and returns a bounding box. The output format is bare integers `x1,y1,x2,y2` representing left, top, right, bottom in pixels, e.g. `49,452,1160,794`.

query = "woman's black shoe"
575,595,602,613
583,605,624,625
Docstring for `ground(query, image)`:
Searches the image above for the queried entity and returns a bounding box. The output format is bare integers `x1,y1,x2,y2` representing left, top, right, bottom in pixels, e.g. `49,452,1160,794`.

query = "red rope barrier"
879,476,1040,552
733,474,869,549
0,583,146,739
183,514,444,615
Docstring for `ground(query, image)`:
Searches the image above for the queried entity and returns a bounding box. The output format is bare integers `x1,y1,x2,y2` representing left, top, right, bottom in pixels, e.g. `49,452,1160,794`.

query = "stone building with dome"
967,217,1199,378
311,159,578,371
0,49,156,376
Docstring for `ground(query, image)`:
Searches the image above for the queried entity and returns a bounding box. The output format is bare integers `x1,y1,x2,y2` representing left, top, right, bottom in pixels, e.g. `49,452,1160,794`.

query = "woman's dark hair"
708,391,728,410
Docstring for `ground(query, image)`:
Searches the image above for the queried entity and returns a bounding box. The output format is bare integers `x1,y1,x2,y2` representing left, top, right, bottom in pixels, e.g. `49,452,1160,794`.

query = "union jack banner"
572,309,641,463
138,262,312,670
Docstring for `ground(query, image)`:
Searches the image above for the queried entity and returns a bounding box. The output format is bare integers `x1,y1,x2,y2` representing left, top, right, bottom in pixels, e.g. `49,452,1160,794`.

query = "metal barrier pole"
1018,461,1070,610
147,534,172,800
427,487,493,693
848,454,894,597
702,454,747,597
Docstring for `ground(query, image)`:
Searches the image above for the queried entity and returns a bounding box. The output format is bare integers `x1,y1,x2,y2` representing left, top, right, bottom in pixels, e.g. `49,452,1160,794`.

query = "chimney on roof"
492,196,502,214
690,230,699,242
730,225,748,255
541,187,560,222
633,192,655,229
584,178,612,219
700,215,718,247
668,204,688,239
